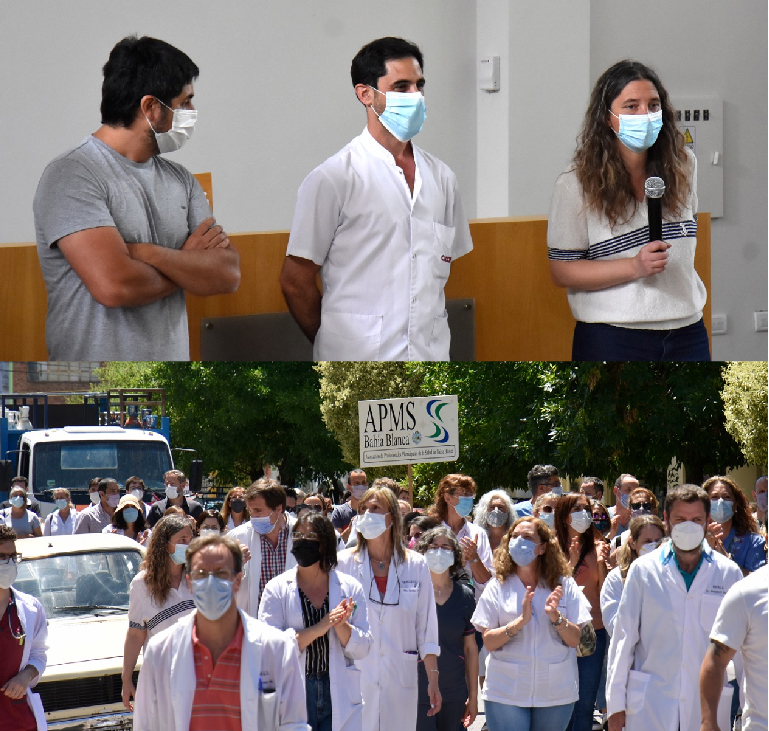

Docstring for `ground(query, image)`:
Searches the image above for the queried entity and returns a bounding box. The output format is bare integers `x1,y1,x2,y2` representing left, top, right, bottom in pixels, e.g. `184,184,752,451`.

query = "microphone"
645,176,665,242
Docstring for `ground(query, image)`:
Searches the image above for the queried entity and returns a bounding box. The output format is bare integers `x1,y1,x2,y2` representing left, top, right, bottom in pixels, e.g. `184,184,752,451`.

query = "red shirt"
0,595,36,731
190,616,244,731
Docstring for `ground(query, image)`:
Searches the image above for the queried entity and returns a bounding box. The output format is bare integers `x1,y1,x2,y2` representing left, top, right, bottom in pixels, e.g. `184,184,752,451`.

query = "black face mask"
230,499,246,513
291,539,322,568
593,518,610,533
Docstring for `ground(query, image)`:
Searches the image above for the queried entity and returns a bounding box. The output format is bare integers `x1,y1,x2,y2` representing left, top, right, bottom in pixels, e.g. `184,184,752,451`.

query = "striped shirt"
259,527,289,603
128,571,195,639
299,588,329,676
190,616,244,731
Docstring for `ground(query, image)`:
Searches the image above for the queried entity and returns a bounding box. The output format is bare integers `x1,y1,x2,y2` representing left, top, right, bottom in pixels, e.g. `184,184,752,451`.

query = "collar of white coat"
359,127,423,203
660,538,714,565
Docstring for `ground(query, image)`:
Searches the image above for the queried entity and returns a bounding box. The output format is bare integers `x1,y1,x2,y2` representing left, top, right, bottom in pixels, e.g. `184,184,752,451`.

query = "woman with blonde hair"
337,485,440,731
472,516,590,731
121,515,194,711
548,59,708,360
599,514,665,636
43,488,76,536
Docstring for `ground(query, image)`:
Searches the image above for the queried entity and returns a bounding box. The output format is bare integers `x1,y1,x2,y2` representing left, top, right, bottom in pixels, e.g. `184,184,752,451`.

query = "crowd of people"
0,467,766,731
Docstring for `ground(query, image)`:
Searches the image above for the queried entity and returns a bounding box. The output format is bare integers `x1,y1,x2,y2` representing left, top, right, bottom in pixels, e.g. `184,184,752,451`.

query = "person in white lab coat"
428,474,493,601
600,515,665,636
471,516,591,731
259,512,371,731
133,532,309,731
229,479,297,616
337,485,441,731
606,485,743,731
0,525,48,731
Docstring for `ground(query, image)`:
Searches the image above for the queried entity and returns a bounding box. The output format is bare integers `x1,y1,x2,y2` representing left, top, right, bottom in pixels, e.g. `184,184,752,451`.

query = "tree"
96,362,348,486
722,361,768,467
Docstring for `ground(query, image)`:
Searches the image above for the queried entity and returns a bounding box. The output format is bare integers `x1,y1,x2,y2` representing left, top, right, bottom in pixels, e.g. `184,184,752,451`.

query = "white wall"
589,0,768,360
0,0,476,242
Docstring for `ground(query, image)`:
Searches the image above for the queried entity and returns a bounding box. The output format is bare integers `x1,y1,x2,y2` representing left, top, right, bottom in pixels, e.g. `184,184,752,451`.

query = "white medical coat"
133,609,309,731
336,547,440,731
286,128,473,361
606,542,743,731
599,565,624,637
258,567,372,731
13,588,48,731
230,517,297,617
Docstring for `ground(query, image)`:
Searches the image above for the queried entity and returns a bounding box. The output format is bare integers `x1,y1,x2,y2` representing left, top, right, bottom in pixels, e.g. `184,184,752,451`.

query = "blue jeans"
305,674,332,731
572,319,711,361
485,701,575,731
566,628,609,731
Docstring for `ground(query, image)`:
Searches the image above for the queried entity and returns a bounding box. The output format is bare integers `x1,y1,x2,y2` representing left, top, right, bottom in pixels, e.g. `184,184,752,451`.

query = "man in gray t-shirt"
33,35,240,361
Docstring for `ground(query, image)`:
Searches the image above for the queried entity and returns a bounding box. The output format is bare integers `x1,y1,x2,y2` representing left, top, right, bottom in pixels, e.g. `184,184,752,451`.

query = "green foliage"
95,362,347,486
92,361,162,389
722,361,768,467
315,362,423,482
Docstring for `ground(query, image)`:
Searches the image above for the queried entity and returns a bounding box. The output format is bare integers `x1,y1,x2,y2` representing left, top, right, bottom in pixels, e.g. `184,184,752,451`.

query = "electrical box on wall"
672,96,723,218
479,56,500,92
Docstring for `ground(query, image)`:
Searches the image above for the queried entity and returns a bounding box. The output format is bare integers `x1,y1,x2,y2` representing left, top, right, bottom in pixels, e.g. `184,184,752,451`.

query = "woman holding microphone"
472,516,590,731
547,59,708,360
338,485,441,731
259,510,371,731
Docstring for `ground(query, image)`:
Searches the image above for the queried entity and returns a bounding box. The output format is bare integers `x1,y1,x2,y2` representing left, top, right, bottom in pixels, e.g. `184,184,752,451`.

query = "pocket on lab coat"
316,311,383,360
484,655,519,699
258,690,278,730
429,310,450,359
346,665,363,704
700,595,722,633
400,652,419,687
548,657,578,702
625,669,651,715
432,222,455,282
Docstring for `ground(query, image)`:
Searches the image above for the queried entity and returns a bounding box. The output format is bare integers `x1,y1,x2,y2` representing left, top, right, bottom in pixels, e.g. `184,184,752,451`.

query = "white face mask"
356,511,388,540
638,541,659,556
569,509,592,534
424,548,455,575
89,491,101,505
145,98,197,154
670,521,705,552
165,485,179,500
131,489,144,501
0,562,17,590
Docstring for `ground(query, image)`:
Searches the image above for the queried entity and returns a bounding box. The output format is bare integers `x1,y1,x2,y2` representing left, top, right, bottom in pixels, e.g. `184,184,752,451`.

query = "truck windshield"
15,549,142,618
33,441,172,491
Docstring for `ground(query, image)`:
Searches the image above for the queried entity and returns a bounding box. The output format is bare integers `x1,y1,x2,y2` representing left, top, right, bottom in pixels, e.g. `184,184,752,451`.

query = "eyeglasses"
303,504,324,512
368,573,401,606
189,569,235,581
291,532,320,541
630,502,653,511
0,553,22,565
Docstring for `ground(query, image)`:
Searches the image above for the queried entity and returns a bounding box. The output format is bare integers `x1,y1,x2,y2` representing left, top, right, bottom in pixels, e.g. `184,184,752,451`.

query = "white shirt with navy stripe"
127,569,195,641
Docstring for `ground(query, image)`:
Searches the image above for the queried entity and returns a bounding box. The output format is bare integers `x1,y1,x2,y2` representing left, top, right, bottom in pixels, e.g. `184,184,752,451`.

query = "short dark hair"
246,478,286,511
581,477,604,495
351,37,424,89
295,512,338,572
99,478,119,494
186,533,244,575
348,468,367,484
664,484,710,518
101,35,198,128
284,487,297,500
89,477,102,489
11,476,27,486
527,465,559,491
614,473,637,489
196,509,225,532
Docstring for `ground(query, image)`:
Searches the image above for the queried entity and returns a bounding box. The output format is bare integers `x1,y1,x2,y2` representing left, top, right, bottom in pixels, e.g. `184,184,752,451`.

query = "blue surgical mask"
122,507,140,524
454,496,474,518
550,484,563,497
169,543,188,565
619,493,630,510
9,496,25,509
509,536,540,567
610,109,663,153
538,511,555,531
710,499,734,524
250,513,276,535
191,574,234,621
370,87,426,142
56,499,68,511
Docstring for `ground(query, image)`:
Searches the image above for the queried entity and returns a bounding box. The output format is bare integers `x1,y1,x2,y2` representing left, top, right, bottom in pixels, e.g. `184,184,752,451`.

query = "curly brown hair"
573,59,691,229
493,516,571,591
702,476,758,536
140,515,191,604
428,474,477,524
